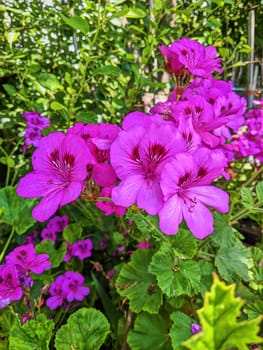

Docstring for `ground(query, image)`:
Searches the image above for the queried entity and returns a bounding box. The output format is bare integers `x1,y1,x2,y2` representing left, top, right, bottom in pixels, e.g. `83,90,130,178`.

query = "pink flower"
159,38,222,79
24,128,42,147
63,271,90,303
16,132,91,222
110,115,186,214
96,186,126,216
159,148,229,238
6,244,51,274
0,264,23,307
46,275,66,310
138,240,150,249
68,122,120,187
71,239,93,260
22,111,50,129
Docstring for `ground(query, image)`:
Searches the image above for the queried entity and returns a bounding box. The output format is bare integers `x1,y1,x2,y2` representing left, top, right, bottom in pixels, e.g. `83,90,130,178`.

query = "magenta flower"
22,112,51,152
68,122,120,187
22,111,50,129
41,227,57,243
24,128,42,148
16,132,91,222
46,275,66,310
6,243,51,274
63,242,74,263
138,240,150,249
159,38,222,79
71,239,93,260
191,323,202,334
110,117,186,215
183,78,246,143
0,264,23,307
158,148,229,238
96,186,126,216
46,215,69,234
63,271,90,302
252,98,263,108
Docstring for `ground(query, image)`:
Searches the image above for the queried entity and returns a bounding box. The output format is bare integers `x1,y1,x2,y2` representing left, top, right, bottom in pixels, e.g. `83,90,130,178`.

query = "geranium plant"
0,37,262,350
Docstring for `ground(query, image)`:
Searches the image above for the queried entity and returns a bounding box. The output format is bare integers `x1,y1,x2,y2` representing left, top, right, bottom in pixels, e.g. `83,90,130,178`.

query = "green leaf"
127,313,172,350
215,242,253,282
37,73,63,92
197,260,215,296
35,240,66,268
240,187,254,209
250,247,263,282
76,111,98,123
125,7,147,18
211,213,241,248
3,84,17,96
169,229,198,258
0,307,16,339
116,249,162,313
0,187,36,234
169,311,195,350
55,308,110,350
256,181,263,202
9,314,54,350
91,272,120,332
94,66,122,76
50,101,67,111
60,14,89,34
149,245,201,297
244,300,263,320
125,209,161,241
183,275,263,350
62,222,83,243
0,156,15,168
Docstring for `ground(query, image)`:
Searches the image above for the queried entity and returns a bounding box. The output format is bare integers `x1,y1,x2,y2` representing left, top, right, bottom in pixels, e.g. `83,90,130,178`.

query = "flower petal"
188,186,229,213
158,195,183,235
60,181,83,207
16,173,50,198
111,175,143,208
182,201,214,239
32,191,63,222
137,181,164,215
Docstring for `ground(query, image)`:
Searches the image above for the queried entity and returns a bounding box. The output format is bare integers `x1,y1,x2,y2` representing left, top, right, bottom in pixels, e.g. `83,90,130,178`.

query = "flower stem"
0,226,15,263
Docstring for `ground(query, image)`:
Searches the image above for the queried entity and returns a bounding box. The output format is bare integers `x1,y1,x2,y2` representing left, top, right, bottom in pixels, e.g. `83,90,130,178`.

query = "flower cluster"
46,271,90,310
64,238,93,262
22,111,50,152
41,215,69,242
229,100,263,162
0,244,51,308
159,38,222,86
17,38,258,239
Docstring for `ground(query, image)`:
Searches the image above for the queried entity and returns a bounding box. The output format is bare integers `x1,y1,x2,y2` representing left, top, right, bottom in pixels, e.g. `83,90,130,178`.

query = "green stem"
137,211,170,243
0,226,15,263
241,164,263,189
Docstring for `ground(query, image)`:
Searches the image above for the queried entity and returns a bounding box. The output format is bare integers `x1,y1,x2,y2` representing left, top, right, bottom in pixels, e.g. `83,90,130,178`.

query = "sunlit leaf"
60,14,89,34
183,275,263,350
